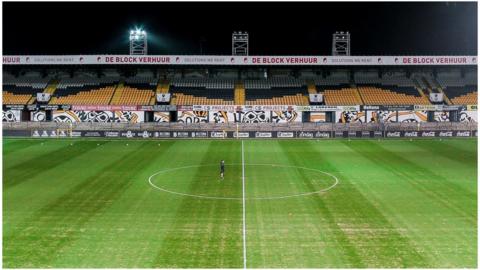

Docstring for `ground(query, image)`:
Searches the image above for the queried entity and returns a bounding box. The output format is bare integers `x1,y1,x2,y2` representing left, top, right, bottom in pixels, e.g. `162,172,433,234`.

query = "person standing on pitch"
220,160,225,179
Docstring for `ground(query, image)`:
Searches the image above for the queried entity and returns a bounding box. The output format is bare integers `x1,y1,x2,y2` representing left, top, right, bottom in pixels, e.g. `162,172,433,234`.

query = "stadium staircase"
420,77,434,95
43,80,59,95
109,81,124,104
307,81,317,94
156,79,170,93
353,85,365,105
234,82,246,105
414,85,428,99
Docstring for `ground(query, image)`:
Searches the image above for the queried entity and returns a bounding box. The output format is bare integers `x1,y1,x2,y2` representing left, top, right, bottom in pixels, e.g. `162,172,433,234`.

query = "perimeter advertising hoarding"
5,130,474,139
4,55,476,66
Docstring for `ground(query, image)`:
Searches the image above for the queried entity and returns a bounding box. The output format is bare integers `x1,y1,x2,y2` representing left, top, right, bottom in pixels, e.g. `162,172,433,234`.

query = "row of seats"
171,78,235,89
170,86,234,100
245,87,308,100
3,91,33,104
244,78,305,89
450,92,477,105
173,93,234,105
323,88,362,105
50,87,116,105
246,94,308,105
111,86,154,105
357,86,430,105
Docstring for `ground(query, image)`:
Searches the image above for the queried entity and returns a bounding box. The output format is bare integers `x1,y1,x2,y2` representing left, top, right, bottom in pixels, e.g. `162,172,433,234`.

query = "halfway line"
241,140,247,269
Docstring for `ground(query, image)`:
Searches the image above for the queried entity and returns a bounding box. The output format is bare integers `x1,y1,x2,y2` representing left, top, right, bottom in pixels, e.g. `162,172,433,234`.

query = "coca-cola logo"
387,131,401,137
455,131,470,137
439,131,452,137
421,131,435,137
404,131,418,137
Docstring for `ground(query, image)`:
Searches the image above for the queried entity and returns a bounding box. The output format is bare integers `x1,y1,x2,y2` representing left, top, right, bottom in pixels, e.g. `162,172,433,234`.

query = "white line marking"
147,163,339,200
241,140,247,269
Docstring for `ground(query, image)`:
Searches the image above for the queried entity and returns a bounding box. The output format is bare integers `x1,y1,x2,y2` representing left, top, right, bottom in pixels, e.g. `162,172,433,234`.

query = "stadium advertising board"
105,131,120,138
153,132,171,138
4,55,476,66
72,105,138,111
52,110,144,123
191,132,209,138
234,132,250,138
277,132,295,138
361,131,371,137
173,132,190,138
386,131,402,138
3,105,27,110
2,110,21,122
455,131,471,137
413,105,465,111
361,105,414,111
210,131,227,138
255,132,273,138
404,131,419,137
139,105,177,111
3,129,475,139
298,131,314,138
188,105,360,112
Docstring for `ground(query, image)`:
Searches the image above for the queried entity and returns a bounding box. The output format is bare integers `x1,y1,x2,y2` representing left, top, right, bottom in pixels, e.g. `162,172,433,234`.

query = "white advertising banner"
3,55,477,66
188,105,360,112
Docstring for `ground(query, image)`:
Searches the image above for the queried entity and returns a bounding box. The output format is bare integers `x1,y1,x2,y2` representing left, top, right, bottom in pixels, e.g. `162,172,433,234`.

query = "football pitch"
3,138,477,268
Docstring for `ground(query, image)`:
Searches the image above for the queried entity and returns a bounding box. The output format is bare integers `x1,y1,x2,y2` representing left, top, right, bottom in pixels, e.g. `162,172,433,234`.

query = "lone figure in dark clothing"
220,160,225,179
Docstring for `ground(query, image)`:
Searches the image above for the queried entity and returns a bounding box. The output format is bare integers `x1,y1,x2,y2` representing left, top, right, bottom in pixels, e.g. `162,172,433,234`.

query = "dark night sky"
2,1,478,55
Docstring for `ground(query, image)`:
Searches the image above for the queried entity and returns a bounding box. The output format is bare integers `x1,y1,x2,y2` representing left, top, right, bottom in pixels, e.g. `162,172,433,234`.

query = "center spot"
148,164,338,200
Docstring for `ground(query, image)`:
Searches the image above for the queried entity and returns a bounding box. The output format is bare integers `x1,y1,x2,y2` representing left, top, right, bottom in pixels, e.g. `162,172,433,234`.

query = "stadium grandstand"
3,55,477,131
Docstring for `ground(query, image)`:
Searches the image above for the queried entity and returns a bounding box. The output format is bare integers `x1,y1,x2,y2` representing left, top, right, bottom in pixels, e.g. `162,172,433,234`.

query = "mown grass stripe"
3,141,168,268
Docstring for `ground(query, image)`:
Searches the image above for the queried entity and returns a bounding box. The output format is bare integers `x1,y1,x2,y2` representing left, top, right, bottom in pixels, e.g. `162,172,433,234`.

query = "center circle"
148,164,339,200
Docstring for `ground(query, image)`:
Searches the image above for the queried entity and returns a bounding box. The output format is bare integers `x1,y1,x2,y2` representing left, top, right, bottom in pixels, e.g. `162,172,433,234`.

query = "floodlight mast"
332,31,350,56
129,29,148,55
232,31,249,56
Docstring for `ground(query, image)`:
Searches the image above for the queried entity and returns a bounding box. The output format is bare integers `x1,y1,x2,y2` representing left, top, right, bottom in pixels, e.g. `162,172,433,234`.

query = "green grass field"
3,138,477,268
